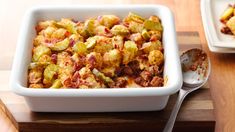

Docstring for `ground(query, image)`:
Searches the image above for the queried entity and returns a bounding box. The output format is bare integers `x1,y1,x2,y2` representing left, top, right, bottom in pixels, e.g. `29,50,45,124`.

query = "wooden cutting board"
0,32,215,132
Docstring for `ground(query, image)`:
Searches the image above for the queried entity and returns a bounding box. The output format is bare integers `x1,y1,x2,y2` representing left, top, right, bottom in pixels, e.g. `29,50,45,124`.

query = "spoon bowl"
163,48,211,132
181,48,210,87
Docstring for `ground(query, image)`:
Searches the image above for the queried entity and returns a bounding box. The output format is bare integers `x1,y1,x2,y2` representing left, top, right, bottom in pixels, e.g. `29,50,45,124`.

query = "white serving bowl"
10,5,182,112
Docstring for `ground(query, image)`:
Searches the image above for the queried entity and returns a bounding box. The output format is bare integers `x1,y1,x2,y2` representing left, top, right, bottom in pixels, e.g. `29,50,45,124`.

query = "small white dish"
10,5,182,112
201,0,235,49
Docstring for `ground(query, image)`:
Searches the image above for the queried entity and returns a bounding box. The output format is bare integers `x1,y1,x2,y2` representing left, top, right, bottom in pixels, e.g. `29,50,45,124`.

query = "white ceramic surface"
10,5,182,112
201,0,235,50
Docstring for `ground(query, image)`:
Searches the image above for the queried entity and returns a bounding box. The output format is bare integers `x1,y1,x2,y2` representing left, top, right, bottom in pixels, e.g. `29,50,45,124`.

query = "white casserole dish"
10,5,182,112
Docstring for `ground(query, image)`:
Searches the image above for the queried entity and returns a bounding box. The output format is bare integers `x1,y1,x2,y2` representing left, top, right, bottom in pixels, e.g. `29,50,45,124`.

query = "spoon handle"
163,89,189,132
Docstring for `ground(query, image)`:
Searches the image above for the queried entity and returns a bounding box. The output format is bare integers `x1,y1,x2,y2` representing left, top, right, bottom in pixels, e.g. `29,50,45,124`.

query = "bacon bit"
73,62,83,71
150,35,158,42
221,26,233,35
128,60,140,75
134,77,142,84
45,38,60,47
123,22,129,27
148,65,160,76
115,66,123,76
115,77,127,88
44,42,54,47
220,19,227,24
72,19,78,23
65,31,71,37
52,38,61,43
72,71,80,82
100,27,113,37
87,55,96,69
35,25,43,33
76,79,89,88
97,16,102,22
104,27,110,33
123,66,133,76
134,76,150,87
114,44,118,49
51,54,57,64
139,54,148,60
44,39,51,43
69,39,75,47
140,71,152,81
104,33,113,38
63,77,73,87
53,73,58,79
150,76,163,87
108,77,127,88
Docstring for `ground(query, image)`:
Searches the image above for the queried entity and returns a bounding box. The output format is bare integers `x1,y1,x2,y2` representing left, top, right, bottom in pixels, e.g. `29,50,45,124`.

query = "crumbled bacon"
109,77,127,88
35,25,43,33
97,16,102,22
51,54,57,64
122,66,133,76
71,71,80,82
148,65,160,76
128,60,140,75
221,26,233,35
140,71,152,81
150,76,164,87
69,39,75,47
87,55,96,69
150,35,158,42
63,77,74,88
73,62,83,71
134,76,150,87
65,31,71,38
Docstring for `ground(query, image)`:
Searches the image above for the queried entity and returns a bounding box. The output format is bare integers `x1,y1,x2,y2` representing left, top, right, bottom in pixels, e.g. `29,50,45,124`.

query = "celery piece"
55,19,78,34
84,19,97,36
32,45,51,62
85,36,97,49
220,6,234,21
141,29,150,40
50,79,62,88
129,22,144,33
141,40,162,53
92,68,113,83
122,41,138,64
44,64,59,81
144,20,163,31
99,15,120,28
69,34,84,43
72,42,87,55
50,38,69,51
111,25,130,36
127,12,145,23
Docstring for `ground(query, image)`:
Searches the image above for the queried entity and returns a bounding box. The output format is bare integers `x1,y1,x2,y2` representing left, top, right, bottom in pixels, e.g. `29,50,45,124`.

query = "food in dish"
28,12,164,89
220,4,235,35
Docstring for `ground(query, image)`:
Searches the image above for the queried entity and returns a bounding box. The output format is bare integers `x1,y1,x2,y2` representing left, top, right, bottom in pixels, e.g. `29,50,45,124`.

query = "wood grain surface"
0,32,215,132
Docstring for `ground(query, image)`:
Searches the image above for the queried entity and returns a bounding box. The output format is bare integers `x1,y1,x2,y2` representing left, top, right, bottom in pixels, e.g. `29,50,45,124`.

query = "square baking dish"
10,5,182,112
